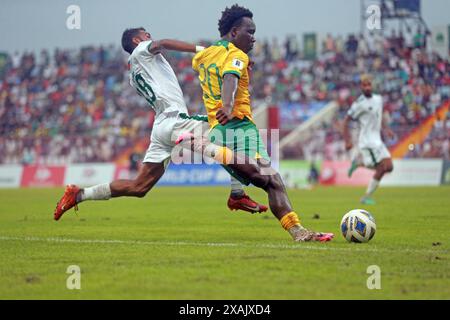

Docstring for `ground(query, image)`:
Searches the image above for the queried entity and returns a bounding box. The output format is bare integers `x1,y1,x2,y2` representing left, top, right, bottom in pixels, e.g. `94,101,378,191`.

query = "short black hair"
218,4,253,37
121,27,145,54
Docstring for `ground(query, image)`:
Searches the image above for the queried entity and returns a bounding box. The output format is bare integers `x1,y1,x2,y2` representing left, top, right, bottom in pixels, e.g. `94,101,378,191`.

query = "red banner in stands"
21,165,66,187
267,105,280,129
319,161,372,186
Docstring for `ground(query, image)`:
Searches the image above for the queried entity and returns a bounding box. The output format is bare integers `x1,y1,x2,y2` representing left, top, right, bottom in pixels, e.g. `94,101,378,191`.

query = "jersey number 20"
199,63,222,100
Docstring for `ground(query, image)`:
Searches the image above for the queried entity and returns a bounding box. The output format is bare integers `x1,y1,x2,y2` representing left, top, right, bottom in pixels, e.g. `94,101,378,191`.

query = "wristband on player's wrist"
196,45,205,52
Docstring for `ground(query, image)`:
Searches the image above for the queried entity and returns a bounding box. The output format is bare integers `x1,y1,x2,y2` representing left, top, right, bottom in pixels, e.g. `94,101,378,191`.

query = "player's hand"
216,109,232,125
345,140,353,151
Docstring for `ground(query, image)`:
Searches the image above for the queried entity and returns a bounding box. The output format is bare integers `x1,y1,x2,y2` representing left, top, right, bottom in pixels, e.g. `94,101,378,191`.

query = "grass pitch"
0,186,449,299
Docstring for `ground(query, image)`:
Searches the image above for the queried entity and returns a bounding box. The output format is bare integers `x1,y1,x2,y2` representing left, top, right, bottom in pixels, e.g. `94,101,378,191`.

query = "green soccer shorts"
208,117,271,185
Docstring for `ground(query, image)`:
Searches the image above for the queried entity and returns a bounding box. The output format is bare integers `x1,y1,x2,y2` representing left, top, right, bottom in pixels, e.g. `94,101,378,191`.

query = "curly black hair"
218,4,253,37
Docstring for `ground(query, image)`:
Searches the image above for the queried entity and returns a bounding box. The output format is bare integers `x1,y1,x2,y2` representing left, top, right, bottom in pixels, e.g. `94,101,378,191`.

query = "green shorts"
208,117,271,185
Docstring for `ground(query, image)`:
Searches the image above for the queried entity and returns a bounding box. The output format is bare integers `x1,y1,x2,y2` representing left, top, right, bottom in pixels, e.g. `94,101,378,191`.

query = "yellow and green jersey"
192,40,252,128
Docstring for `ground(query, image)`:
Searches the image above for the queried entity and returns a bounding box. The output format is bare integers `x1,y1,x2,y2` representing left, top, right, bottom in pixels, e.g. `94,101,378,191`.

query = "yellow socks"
204,144,233,165
280,212,307,241
280,212,301,230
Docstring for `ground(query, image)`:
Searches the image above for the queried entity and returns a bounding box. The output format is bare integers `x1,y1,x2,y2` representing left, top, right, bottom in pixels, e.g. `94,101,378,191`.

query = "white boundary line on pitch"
0,236,445,254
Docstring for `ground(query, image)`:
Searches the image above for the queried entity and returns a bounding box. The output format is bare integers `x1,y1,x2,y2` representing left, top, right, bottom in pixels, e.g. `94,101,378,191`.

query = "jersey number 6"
134,73,156,107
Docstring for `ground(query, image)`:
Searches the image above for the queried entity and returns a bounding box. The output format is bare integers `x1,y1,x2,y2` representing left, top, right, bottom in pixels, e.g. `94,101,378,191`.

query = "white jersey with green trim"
128,40,188,121
347,94,384,149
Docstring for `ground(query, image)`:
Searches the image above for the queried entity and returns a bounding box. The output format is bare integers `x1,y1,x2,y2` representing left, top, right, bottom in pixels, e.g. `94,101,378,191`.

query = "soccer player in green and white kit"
344,74,394,205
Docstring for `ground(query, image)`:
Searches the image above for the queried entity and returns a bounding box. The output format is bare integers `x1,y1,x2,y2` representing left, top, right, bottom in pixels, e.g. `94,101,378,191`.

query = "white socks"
230,176,244,197
80,183,112,202
366,178,380,197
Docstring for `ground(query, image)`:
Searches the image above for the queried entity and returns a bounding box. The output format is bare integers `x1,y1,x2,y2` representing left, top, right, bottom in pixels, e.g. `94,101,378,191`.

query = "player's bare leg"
175,132,268,214
109,162,165,197
54,162,165,220
227,161,333,242
176,133,333,242
361,158,393,205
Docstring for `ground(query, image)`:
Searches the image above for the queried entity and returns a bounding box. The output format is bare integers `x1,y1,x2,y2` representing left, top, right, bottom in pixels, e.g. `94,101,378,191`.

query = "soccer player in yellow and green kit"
191,4,333,242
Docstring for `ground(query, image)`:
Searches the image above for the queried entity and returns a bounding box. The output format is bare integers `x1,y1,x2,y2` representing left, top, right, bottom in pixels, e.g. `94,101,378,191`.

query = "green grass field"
0,186,449,300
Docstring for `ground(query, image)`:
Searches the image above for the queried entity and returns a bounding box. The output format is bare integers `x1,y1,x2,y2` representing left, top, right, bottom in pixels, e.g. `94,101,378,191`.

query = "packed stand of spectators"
1,29,449,164
0,46,151,164
277,30,450,160
405,110,450,160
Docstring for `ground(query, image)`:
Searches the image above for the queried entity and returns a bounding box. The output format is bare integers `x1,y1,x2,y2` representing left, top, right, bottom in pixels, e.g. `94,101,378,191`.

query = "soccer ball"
340,209,376,243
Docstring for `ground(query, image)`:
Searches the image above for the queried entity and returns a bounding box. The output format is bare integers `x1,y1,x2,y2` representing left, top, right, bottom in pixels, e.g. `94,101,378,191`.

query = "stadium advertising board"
318,160,443,186
0,159,446,188
158,163,230,186
114,165,132,180
0,165,23,188
440,160,450,185
381,159,443,186
20,165,65,187
64,163,116,187
279,160,321,188
319,161,373,186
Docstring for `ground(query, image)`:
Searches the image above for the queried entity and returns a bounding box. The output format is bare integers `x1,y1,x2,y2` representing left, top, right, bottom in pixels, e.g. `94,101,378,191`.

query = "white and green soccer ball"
340,209,376,243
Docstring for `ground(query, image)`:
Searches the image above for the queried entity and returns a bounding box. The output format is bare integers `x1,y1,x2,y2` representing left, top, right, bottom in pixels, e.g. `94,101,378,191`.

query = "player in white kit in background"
53,27,267,220
343,74,394,205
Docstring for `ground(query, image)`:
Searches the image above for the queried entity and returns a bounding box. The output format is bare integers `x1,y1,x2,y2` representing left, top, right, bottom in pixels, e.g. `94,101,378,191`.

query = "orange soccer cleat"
54,184,81,221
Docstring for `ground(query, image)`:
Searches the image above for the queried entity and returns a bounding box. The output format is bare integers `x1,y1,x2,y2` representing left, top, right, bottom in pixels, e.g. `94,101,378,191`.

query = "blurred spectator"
129,151,142,179
307,161,320,185
346,34,359,56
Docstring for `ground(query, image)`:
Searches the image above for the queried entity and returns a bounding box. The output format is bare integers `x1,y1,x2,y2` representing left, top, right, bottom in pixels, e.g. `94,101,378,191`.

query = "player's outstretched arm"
149,39,204,54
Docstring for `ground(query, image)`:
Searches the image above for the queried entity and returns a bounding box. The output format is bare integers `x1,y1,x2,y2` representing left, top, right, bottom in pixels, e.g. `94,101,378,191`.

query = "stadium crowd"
0,46,150,164
258,31,450,160
0,31,449,164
